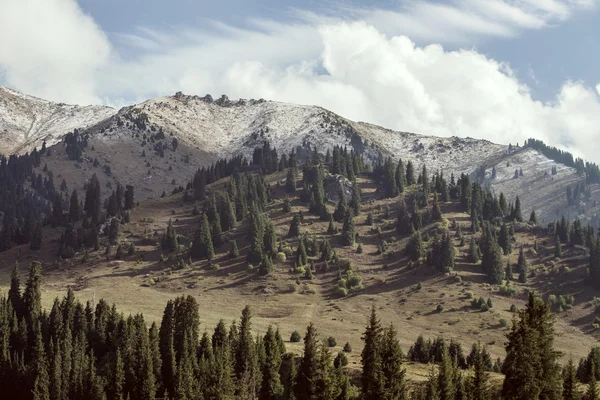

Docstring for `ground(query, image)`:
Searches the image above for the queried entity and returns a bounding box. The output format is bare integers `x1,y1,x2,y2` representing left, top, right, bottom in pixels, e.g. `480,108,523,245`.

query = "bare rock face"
325,175,353,203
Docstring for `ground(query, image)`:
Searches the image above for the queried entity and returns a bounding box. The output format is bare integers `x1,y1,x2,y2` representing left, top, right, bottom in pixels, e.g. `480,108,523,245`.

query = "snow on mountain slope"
95,92,506,177
0,85,116,155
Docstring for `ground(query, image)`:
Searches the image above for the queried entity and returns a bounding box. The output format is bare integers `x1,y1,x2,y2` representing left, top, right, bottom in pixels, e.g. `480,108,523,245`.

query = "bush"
343,342,352,353
327,336,337,347
510,304,516,312
275,252,287,263
282,246,294,257
480,303,489,312
436,304,444,313
290,331,302,342
347,274,363,289
499,284,518,297
499,318,508,327
465,291,474,299
453,275,462,284
356,243,363,254
487,298,493,308
336,286,349,298
417,282,423,290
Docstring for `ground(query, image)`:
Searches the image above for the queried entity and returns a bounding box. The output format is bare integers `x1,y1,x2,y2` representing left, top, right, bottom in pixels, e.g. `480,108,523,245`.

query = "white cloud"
0,0,111,104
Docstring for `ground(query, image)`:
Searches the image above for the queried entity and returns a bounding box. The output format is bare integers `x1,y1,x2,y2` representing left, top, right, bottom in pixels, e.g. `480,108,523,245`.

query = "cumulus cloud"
0,0,111,104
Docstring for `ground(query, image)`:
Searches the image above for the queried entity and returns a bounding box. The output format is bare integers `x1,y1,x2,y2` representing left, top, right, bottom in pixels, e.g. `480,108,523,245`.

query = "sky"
1,0,600,163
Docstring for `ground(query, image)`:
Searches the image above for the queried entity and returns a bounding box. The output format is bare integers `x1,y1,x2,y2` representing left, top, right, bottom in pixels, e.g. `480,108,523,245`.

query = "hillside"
0,85,116,155
1,162,598,372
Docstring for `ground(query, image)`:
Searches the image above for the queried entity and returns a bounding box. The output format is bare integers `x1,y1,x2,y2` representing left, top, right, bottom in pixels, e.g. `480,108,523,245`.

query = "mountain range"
1,84,598,225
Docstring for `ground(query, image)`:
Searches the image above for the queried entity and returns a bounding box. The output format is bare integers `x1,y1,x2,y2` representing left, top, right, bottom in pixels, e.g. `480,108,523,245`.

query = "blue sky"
1,0,600,162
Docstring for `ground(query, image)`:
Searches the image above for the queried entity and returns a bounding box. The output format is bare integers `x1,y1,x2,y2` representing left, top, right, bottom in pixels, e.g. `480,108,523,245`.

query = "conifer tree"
529,209,538,225
589,362,599,400
333,191,348,222
562,359,578,400
248,211,265,264
8,262,21,316
513,196,523,222
380,324,406,400
235,306,259,398
438,343,456,400
361,305,384,399
285,168,297,193
32,323,50,400
406,161,415,186
518,247,528,283
295,323,319,400
315,340,340,400
505,260,513,282
69,189,80,223
113,349,125,400
502,292,562,400
288,214,301,238
191,213,214,261
350,180,362,216
499,224,512,255
472,342,490,400
469,236,480,263
555,236,563,258
341,210,355,246
406,230,425,261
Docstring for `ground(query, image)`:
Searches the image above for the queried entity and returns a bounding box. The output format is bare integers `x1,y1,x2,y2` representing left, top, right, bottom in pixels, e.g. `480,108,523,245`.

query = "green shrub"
480,303,489,312
343,342,352,353
276,252,287,263
327,336,337,347
436,304,444,313
336,286,349,298
499,318,508,327
417,282,423,290
290,331,302,342
499,284,518,297
453,275,462,284
347,274,363,289
334,352,348,368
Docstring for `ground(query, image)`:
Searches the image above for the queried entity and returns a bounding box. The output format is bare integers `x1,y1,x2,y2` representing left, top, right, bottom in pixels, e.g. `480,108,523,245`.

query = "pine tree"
285,168,297,193
235,306,259,398
380,324,406,400
333,191,348,222
518,247,528,283
191,213,215,261
327,214,338,235
555,236,562,258
8,262,21,316
69,189,80,223
113,349,125,400
259,326,284,400
341,210,355,246
32,323,50,400
295,323,320,400
562,359,578,400
406,161,415,186
350,180,362,216
361,305,384,399
589,362,599,400
469,236,480,263
472,342,490,400
513,196,523,222
437,343,456,400
502,292,562,400
529,209,538,225
288,214,301,238
499,224,512,255
505,260,513,282
406,230,425,261
161,219,178,253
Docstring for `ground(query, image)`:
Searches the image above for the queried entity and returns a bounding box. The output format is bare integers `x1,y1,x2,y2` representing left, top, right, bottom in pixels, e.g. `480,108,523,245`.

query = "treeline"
526,138,600,184
2,263,597,399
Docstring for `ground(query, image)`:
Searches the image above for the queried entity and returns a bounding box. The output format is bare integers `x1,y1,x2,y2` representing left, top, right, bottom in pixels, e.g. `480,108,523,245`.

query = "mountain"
1,87,598,224
0,85,115,155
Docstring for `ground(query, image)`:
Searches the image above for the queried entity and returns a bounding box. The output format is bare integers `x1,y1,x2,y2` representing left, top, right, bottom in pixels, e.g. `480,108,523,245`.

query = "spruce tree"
341,210,355,246
381,324,406,400
469,236,480,263
32,323,50,400
529,209,538,225
229,239,239,259
555,236,562,258
8,262,21,316
295,323,320,400
589,362,599,400
406,230,425,261
513,196,523,222
288,214,301,238
361,305,384,399
285,168,297,193
518,247,528,283
350,180,362,216
562,359,578,400
437,343,456,400
69,189,80,223
502,292,562,400
191,213,214,261
498,224,512,255
406,161,415,186
472,342,490,400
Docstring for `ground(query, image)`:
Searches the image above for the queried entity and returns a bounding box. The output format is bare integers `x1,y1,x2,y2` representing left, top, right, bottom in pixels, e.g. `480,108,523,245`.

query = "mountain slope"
1,87,597,224
0,85,116,155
